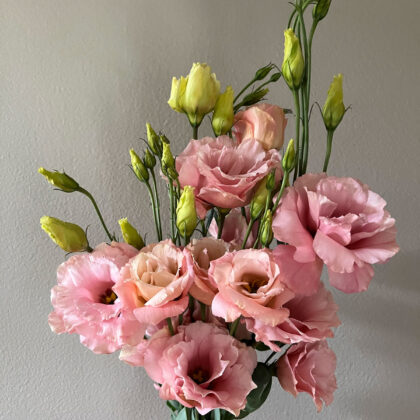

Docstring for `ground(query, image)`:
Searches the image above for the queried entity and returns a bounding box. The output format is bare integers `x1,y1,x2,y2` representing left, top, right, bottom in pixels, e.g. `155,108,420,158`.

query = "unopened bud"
40,216,88,252
212,86,234,136
260,210,273,247
266,171,276,191
255,64,274,81
250,177,270,220
144,149,156,169
322,74,345,131
146,123,162,157
118,218,144,250
130,149,149,182
313,0,332,22
176,186,197,238
282,29,305,90
241,88,269,107
282,139,296,172
38,168,79,192
269,72,282,83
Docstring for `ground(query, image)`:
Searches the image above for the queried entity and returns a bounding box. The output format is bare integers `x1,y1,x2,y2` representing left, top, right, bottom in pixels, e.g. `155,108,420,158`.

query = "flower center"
190,368,209,385
242,273,269,294
99,289,117,305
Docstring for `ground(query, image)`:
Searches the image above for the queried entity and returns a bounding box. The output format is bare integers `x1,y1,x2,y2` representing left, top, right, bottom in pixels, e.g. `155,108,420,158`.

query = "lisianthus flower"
122,322,257,416
186,238,231,305
245,283,340,351
233,103,288,150
176,136,281,219
113,239,194,326
209,249,294,327
48,242,142,354
277,340,337,412
272,173,399,293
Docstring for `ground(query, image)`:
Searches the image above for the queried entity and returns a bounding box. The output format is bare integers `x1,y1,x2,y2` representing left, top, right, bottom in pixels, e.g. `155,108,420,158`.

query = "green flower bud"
212,86,234,136
313,0,332,22
266,171,276,191
38,168,79,192
250,177,269,220
144,149,156,169
146,123,162,157
282,139,296,172
176,186,197,238
40,216,88,252
254,64,274,81
260,210,273,247
241,88,269,107
282,29,305,90
162,142,176,177
269,72,282,83
322,74,345,131
130,149,149,182
160,134,170,145
118,218,144,250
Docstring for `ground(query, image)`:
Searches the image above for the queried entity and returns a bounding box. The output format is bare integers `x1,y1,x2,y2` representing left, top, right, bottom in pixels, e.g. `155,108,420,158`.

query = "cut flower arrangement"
38,1,399,419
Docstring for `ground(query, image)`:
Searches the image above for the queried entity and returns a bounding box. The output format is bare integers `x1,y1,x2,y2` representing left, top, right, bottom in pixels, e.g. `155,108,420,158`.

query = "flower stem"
292,89,301,182
150,170,162,240
229,318,240,336
78,187,114,242
234,78,256,104
145,181,161,242
168,182,176,242
192,125,198,140
272,171,290,213
217,210,226,239
166,318,175,335
264,351,277,365
241,218,255,249
323,130,334,172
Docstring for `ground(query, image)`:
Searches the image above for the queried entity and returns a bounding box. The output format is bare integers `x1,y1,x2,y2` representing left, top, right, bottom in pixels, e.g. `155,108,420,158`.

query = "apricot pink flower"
48,242,142,354
245,283,340,351
272,173,399,293
176,136,281,219
209,249,294,327
187,238,231,305
113,239,194,326
122,322,257,416
277,340,337,412
233,103,288,150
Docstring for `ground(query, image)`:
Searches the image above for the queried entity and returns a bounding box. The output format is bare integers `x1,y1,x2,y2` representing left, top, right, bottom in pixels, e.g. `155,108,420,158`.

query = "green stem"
299,87,307,176
323,130,334,172
150,170,162,240
192,125,198,140
169,182,176,242
272,171,290,213
265,351,277,365
217,211,226,240
234,78,256,104
292,89,301,182
145,181,161,242
78,188,114,241
166,318,175,335
241,218,255,249
229,318,240,336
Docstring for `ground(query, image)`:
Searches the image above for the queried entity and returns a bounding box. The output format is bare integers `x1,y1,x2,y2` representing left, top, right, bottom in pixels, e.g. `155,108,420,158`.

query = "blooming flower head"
233,103,288,150
113,240,195,326
122,322,257,416
272,173,399,293
48,242,141,354
209,249,294,327
176,136,281,219
277,340,337,412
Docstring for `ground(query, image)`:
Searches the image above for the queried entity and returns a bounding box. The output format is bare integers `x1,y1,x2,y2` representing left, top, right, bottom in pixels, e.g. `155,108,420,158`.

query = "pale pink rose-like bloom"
48,242,143,354
277,340,337,412
209,208,258,249
233,103,288,150
209,249,294,327
113,239,195,327
122,322,257,416
272,173,399,293
186,238,231,305
245,283,340,351
176,136,281,219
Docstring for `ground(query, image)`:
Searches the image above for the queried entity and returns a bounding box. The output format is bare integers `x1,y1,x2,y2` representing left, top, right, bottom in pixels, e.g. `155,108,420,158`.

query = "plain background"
1,0,419,419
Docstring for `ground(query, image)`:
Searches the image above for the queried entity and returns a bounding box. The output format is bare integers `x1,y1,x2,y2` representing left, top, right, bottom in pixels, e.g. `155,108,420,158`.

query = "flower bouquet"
38,1,399,418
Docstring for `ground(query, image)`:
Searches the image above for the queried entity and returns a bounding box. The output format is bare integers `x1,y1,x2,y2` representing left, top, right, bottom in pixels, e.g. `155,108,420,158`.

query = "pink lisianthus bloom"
277,340,337,412
233,103,288,150
122,322,257,416
208,208,258,249
186,238,231,305
245,282,340,351
113,239,195,327
209,249,294,327
48,242,143,354
272,173,399,293
176,136,281,219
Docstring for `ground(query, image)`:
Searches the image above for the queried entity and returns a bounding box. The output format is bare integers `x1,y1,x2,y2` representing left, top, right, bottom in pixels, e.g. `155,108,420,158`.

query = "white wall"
1,1,419,419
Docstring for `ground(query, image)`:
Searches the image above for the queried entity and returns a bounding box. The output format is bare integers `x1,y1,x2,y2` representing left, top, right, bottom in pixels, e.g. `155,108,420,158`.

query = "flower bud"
130,149,149,182
266,171,276,191
162,142,176,177
40,216,88,252
118,218,144,250
269,72,282,83
282,139,296,172
260,210,273,247
322,74,345,131
250,177,270,220
38,168,79,192
144,149,156,169
168,76,187,113
146,123,162,157
282,29,305,90
241,88,269,107
176,186,197,238
313,0,332,21
212,86,234,136
255,64,274,81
